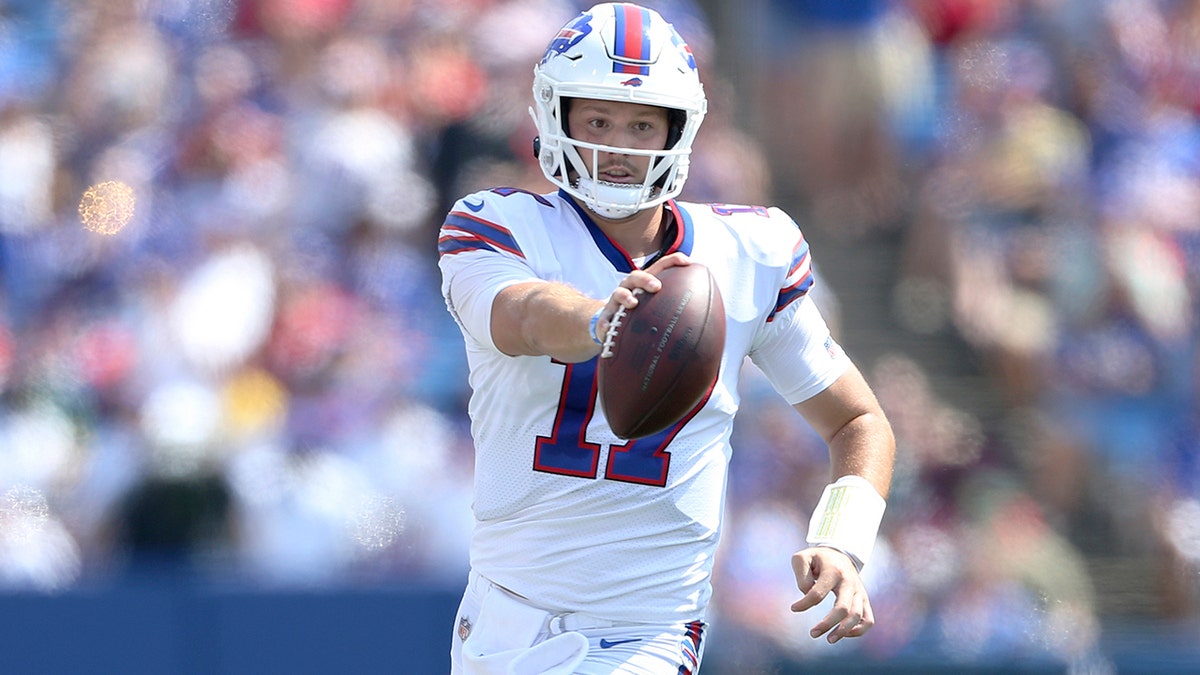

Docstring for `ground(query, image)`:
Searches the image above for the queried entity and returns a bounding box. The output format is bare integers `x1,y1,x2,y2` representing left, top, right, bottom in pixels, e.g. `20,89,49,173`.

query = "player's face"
566,100,671,185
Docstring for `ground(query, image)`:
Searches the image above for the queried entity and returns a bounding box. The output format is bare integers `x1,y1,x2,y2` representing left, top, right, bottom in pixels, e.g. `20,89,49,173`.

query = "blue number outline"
533,359,710,487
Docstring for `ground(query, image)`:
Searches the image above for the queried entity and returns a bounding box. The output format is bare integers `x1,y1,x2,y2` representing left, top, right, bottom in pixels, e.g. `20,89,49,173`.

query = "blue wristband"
589,308,604,345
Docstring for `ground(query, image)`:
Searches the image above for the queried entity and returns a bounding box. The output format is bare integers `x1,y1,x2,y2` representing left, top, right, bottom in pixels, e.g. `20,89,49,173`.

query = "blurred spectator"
748,0,913,236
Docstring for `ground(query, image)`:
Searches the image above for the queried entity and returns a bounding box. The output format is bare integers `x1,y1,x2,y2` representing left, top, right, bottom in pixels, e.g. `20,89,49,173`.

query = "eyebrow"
575,103,666,120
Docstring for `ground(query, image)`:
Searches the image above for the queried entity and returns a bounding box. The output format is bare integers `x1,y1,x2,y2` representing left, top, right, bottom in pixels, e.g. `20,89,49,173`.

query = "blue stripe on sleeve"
439,213,524,258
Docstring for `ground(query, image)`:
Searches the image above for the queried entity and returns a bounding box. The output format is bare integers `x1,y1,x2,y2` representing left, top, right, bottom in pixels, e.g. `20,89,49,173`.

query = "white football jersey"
438,188,849,624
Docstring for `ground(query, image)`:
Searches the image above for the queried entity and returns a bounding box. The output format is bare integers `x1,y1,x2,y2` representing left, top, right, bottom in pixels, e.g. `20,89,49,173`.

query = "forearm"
825,410,895,500
491,281,604,362
793,366,896,498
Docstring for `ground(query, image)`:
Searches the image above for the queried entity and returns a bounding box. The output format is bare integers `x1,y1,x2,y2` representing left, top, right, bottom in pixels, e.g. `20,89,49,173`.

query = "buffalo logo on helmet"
540,12,594,65
670,28,697,71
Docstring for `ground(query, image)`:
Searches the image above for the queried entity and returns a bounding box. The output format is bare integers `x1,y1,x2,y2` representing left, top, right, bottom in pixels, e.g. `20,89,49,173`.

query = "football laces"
600,288,643,359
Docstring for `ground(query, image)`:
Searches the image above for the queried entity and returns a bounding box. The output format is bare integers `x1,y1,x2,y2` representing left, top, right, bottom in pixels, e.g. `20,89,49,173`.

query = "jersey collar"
561,189,694,273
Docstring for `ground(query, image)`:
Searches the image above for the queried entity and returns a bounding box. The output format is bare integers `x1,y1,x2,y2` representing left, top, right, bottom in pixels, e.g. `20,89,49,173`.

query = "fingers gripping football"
593,254,691,351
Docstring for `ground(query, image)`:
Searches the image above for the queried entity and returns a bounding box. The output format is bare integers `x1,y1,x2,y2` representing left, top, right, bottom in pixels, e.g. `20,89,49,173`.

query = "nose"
606,126,641,151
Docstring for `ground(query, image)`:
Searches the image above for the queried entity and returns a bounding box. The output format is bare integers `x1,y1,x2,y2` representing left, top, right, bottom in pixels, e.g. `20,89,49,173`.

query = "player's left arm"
795,364,893,498
790,363,896,643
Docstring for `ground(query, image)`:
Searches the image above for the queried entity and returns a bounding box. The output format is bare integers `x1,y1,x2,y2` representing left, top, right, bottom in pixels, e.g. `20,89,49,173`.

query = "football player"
438,3,895,673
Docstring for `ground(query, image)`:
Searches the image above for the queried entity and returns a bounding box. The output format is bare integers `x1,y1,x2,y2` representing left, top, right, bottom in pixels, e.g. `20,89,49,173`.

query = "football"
598,263,726,439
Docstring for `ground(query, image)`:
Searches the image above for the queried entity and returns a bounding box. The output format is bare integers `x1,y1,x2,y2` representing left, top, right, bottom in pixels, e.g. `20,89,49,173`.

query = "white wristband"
806,475,886,571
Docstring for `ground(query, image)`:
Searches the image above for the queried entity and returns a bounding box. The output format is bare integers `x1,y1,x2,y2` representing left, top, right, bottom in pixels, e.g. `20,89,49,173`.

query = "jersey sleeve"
766,208,814,321
742,210,846,404
748,294,850,405
438,194,540,351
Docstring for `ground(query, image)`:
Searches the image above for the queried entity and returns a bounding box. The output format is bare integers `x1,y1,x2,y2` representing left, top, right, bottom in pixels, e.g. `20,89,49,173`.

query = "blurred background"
0,0,1198,672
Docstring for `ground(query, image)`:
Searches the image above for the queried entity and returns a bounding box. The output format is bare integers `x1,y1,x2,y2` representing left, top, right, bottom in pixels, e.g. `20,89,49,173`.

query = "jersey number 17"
532,358,704,488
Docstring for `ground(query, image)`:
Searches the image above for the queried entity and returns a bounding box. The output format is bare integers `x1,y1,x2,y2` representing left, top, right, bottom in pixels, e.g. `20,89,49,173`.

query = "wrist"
806,475,886,571
588,307,604,346
813,544,864,572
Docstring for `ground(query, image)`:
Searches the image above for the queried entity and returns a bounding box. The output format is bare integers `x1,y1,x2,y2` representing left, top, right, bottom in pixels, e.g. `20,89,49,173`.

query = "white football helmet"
531,3,707,219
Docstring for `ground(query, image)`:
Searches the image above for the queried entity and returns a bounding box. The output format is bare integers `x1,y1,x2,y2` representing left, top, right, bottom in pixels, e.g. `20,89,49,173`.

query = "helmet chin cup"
575,177,647,220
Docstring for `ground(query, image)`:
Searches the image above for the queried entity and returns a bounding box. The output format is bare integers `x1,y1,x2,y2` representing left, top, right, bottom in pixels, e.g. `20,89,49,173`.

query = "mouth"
598,166,639,184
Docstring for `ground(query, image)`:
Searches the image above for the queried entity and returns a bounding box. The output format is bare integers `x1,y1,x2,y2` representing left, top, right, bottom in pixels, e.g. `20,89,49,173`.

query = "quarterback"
438,3,896,673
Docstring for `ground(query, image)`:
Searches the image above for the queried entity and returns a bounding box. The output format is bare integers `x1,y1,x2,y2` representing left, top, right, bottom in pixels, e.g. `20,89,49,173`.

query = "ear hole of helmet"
666,109,686,150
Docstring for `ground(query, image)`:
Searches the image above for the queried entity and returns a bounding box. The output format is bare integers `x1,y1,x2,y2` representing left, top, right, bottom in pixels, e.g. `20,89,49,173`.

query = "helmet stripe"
613,3,651,75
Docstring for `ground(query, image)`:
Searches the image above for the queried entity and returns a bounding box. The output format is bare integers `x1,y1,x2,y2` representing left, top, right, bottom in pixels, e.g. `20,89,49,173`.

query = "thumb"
792,550,818,594
791,550,831,612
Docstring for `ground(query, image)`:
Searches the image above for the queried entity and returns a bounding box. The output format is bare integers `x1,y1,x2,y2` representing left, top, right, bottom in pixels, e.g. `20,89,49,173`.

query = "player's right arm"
490,254,689,361
490,282,610,361
440,190,681,363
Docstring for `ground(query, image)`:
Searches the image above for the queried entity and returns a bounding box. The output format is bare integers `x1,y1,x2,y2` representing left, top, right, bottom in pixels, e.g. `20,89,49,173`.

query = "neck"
588,202,666,260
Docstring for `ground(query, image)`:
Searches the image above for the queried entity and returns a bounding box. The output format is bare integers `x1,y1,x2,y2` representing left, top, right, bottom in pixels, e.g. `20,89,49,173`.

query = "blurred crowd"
0,0,1197,671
